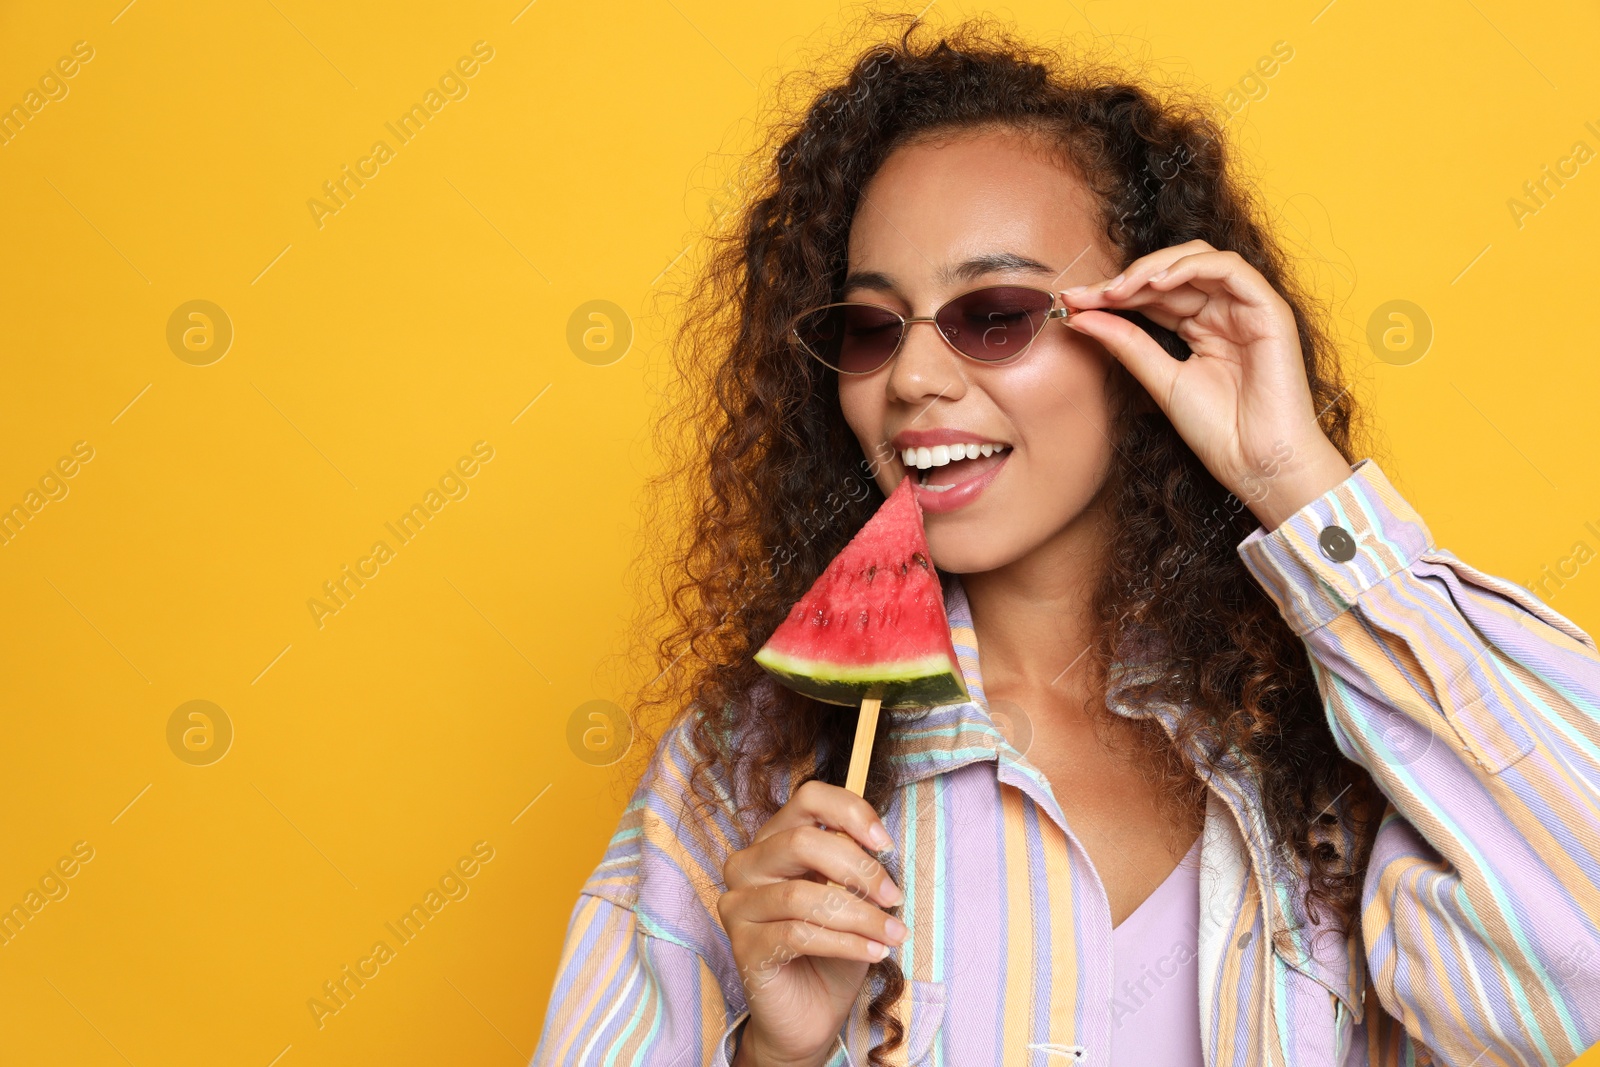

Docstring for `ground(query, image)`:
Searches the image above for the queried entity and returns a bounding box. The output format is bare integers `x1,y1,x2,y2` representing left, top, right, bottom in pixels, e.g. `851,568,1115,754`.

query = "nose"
883,316,966,408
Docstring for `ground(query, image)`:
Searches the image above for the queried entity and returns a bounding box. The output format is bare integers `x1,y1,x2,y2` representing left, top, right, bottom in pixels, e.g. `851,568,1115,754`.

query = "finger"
754,779,894,856
731,824,902,907
730,879,908,949
1140,249,1278,310
1062,281,1208,327
1061,239,1215,302
741,918,892,977
1062,246,1267,332
1065,309,1182,412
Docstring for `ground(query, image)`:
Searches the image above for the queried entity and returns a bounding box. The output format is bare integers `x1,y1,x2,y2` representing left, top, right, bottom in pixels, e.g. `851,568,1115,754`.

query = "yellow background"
2,0,1598,1063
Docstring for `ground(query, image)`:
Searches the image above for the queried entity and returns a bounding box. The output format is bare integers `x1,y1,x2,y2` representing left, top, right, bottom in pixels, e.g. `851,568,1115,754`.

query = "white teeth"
899,442,1008,470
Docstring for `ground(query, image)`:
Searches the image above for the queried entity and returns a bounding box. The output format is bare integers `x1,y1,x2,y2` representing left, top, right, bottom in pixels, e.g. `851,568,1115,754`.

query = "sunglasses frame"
788,283,1078,375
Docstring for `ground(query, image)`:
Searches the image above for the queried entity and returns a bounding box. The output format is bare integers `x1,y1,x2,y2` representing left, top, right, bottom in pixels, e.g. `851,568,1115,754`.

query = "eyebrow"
841,252,1058,294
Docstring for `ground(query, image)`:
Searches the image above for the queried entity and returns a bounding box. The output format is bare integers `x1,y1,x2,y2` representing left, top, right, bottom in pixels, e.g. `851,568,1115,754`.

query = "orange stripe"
911,777,939,982
1215,883,1259,1067
699,955,728,1052
1041,818,1077,1039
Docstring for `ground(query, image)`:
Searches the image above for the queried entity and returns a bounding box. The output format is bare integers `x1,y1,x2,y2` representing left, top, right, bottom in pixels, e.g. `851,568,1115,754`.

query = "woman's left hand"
1060,239,1352,529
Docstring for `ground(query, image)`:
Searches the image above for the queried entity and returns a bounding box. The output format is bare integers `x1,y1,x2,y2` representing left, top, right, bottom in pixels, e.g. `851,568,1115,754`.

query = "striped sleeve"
532,892,733,1065
533,717,754,1065
1238,459,1600,1067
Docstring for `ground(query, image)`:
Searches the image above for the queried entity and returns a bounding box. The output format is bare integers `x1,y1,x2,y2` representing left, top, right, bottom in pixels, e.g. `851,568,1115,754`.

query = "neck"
957,497,1113,700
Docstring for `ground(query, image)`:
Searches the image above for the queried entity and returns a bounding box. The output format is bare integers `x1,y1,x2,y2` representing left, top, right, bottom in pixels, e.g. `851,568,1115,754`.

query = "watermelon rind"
753,646,969,710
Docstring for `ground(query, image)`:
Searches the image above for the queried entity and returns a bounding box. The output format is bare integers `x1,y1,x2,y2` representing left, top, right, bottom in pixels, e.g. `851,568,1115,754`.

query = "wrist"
734,1019,834,1067
1237,438,1352,531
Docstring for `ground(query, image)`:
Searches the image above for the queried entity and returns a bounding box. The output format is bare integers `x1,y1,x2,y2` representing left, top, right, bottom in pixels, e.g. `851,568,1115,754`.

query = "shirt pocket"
1277,955,1351,1066
903,979,947,1065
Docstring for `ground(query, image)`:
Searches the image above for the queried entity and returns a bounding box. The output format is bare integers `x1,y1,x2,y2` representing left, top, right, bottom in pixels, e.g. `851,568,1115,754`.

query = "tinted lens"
793,303,904,373
936,286,1055,361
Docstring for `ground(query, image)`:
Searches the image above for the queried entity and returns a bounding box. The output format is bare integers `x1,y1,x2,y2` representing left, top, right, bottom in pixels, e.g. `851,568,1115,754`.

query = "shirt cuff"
1237,459,1434,635
713,1011,851,1066
712,1011,748,1067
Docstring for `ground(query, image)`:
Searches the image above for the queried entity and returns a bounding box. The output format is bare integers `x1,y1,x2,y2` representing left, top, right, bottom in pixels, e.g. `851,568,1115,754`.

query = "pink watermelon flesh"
753,476,970,710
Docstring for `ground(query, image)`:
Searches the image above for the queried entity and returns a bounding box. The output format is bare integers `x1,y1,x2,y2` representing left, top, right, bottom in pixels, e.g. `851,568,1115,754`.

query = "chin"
924,530,1018,576
922,489,1106,576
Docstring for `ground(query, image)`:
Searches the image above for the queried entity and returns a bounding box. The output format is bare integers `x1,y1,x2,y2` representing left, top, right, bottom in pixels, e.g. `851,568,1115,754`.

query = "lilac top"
1111,833,1204,1066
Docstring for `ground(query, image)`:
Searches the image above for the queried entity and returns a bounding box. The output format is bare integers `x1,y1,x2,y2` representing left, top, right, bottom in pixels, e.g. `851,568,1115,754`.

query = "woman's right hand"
718,780,907,1067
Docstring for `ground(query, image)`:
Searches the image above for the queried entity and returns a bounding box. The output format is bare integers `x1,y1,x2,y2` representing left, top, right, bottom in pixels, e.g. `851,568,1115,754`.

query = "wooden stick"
842,695,882,797
827,695,883,892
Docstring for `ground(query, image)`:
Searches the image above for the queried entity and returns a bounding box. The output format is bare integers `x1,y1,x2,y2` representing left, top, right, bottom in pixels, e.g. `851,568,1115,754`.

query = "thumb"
1065,308,1181,411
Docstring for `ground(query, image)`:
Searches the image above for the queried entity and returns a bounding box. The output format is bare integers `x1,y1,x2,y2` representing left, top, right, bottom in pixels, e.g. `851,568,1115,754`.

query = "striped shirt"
533,459,1600,1066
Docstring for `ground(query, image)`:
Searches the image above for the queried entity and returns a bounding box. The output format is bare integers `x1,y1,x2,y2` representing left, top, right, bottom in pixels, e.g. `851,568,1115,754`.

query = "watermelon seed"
912,551,929,570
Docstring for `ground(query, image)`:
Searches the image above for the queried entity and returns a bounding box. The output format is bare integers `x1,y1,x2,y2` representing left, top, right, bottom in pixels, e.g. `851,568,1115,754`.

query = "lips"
907,448,1010,514
890,428,1009,450
920,448,1006,487
887,427,1013,514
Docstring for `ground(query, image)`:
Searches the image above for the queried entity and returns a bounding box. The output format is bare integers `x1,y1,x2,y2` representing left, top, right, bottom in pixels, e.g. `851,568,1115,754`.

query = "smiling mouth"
900,443,1011,492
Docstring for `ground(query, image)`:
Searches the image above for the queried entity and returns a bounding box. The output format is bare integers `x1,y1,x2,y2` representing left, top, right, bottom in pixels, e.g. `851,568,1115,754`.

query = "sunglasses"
789,284,1076,375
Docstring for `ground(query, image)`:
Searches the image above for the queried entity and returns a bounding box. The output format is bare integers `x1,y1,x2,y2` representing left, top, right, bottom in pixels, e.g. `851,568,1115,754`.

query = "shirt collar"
882,570,1362,1018
876,570,1005,785
886,570,1184,783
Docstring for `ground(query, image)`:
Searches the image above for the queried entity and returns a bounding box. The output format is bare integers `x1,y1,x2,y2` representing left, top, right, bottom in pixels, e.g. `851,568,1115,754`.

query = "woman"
535,17,1600,1067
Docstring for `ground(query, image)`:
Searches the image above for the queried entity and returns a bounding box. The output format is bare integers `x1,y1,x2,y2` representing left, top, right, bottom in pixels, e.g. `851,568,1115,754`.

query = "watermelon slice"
753,476,970,710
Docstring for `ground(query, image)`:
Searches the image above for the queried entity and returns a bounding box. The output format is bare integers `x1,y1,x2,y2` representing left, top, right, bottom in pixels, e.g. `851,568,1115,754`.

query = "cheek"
992,356,1119,512
837,384,894,488
1005,348,1118,455
1021,408,1114,499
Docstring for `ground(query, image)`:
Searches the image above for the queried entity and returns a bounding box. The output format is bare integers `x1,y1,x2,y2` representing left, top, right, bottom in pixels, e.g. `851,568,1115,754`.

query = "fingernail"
1101,273,1125,291
885,917,908,943
1062,284,1087,296
870,825,894,851
867,940,889,960
1151,268,1168,281
880,877,903,906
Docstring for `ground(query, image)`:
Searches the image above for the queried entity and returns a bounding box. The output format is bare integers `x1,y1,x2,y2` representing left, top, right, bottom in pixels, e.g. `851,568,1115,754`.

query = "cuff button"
1318,525,1357,563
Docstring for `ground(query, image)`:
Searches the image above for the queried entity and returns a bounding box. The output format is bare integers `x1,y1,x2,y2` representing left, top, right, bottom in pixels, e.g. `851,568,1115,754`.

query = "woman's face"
837,125,1125,574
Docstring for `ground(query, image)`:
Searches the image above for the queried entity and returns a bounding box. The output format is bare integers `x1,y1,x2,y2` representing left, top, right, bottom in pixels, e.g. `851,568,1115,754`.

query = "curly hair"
623,13,1385,1065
